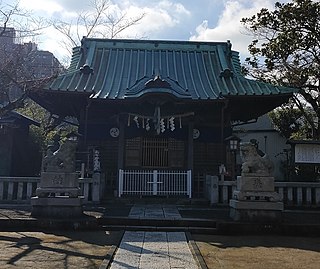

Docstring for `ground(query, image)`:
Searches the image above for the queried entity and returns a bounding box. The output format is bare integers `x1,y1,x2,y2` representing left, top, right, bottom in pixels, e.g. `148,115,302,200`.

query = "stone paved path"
109,231,199,269
110,205,199,268
129,204,181,219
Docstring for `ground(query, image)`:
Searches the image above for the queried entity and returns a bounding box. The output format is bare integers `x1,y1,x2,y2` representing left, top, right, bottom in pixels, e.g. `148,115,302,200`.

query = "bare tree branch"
0,0,49,40
51,0,145,60
0,1,57,117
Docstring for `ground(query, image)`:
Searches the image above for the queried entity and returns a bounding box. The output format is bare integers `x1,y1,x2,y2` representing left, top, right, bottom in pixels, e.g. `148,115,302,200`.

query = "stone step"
100,197,210,206
101,225,218,234
98,217,217,228
0,216,99,231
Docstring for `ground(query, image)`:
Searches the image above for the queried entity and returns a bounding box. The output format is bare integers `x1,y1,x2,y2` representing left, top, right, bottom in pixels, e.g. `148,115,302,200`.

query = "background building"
0,27,62,176
0,27,62,80
233,114,290,181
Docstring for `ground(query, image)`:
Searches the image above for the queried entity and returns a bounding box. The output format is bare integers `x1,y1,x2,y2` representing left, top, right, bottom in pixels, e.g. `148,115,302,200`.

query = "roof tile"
45,38,297,99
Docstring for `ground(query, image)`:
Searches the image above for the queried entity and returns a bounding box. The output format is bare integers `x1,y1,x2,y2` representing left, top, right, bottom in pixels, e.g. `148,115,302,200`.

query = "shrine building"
30,38,296,198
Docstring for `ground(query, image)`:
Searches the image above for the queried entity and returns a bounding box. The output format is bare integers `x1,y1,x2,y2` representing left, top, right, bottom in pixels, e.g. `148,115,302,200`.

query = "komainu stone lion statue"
240,142,274,177
42,138,77,173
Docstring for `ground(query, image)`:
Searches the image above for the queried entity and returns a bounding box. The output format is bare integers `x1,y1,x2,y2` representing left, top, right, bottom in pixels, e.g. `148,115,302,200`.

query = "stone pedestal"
233,176,281,202
230,176,283,222
31,196,83,218
31,137,85,219
230,199,283,222
35,172,80,198
31,172,83,218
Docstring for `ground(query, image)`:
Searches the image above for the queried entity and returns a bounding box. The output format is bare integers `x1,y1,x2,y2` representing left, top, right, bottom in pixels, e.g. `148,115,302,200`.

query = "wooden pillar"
117,119,125,170
117,118,125,197
187,120,194,170
220,101,228,164
83,99,92,147
187,120,194,198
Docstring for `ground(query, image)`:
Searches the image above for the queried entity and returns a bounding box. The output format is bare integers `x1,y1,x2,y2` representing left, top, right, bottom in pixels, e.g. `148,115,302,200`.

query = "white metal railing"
118,169,192,198
205,176,320,208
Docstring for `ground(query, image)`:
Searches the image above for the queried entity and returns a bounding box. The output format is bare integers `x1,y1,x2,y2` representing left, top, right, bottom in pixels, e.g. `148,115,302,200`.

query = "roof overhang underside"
32,39,297,121
28,90,90,118
29,88,291,124
226,94,292,121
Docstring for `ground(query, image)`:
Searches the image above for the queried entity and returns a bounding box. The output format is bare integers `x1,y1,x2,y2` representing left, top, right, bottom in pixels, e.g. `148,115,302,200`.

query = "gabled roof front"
46,38,296,100
0,111,40,127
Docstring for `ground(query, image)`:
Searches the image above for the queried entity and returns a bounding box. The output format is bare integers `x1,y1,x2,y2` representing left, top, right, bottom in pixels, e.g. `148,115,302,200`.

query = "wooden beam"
117,118,125,170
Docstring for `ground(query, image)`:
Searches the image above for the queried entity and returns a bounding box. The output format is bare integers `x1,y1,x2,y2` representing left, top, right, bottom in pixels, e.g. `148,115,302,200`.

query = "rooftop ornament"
80,64,93,74
145,75,171,89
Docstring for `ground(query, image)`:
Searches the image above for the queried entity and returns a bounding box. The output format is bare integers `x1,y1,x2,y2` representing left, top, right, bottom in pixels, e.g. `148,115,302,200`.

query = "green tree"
268,106,307,139
18,99,78,152
242,0,320,139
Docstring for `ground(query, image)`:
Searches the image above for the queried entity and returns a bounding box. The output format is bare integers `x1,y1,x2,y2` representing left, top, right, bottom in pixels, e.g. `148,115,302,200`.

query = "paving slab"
129,204,181,219
111,204,199,269
110,231,199,269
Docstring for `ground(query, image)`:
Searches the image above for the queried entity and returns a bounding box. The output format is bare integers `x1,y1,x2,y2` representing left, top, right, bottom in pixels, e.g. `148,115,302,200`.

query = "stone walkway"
109,231,199,269
109,204,199,268
129,204,181,219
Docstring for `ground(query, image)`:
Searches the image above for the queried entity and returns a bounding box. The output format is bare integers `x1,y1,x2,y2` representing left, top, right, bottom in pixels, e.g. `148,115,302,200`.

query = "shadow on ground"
0,231,122,269
193,234,320,269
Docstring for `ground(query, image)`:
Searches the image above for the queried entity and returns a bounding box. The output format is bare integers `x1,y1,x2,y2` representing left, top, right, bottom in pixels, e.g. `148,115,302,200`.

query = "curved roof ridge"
43,38,297,99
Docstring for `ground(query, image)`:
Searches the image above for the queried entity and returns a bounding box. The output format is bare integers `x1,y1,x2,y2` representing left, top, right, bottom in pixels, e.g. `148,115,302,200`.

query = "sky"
2,0,284,63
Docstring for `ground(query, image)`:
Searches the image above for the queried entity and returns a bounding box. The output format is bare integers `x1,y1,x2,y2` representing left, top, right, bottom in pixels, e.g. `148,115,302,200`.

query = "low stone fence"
0,176,98,204
1,175,319,207
79,176,101,203
206,176,320,208
275,181,320,207
0,177,39,202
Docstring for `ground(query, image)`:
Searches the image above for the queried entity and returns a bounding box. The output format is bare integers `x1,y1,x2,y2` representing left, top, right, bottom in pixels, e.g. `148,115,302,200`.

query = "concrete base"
31,196,84,218
229,199,283,222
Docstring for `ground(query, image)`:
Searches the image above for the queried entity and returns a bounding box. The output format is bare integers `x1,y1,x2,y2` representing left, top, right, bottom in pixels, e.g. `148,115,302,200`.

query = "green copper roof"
46,38,296,100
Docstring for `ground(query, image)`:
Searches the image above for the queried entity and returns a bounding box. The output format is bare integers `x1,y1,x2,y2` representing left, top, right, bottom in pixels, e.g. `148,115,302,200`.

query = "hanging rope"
126,109,194,133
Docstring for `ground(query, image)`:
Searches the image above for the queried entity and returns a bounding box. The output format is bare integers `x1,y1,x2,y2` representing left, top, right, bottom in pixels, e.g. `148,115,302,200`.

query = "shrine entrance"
119,136,191,197
125,137,186,169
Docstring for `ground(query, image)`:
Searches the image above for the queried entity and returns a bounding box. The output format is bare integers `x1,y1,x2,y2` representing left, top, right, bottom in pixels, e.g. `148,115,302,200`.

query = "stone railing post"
206,175,219,204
